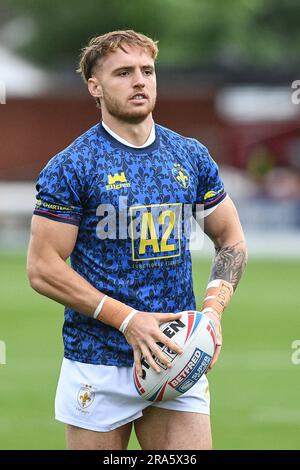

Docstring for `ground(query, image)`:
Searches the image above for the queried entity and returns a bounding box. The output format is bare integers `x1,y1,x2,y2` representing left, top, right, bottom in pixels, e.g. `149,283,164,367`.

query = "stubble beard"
101,89,156,124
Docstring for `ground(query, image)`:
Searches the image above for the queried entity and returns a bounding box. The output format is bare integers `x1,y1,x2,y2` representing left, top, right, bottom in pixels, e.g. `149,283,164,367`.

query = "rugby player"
27,30,247,450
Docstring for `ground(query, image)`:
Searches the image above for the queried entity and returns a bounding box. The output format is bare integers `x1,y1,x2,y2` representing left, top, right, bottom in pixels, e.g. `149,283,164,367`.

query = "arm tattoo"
209,240,247,291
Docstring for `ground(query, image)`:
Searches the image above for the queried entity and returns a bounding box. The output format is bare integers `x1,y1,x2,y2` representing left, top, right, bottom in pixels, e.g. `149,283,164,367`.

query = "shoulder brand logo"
77,384,95,409
106,172,131,190
108,172,127,185
203,188,223,200
172,163,190,189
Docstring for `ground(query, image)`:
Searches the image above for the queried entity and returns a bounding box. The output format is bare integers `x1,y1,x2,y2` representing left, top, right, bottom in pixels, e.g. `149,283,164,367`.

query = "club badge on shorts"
77,384,95,410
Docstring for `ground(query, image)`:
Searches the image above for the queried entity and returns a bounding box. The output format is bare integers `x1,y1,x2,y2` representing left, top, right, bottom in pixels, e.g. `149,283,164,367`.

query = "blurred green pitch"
0,254,299,450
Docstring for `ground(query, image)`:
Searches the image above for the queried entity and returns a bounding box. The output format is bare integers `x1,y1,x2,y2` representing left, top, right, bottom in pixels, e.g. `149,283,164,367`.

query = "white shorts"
55,358,210,432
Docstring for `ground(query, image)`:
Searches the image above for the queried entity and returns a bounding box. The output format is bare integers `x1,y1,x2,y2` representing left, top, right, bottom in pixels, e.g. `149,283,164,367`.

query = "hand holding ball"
133,311,216,402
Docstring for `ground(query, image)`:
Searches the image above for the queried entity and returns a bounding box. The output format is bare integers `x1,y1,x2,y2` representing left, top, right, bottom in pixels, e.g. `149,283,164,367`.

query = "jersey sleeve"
195,142,226,215
33,153,83,226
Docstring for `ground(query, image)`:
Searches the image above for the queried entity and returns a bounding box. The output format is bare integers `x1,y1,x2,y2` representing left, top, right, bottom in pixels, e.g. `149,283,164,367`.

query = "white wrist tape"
202,278,233,316
202,307,219,316
93,295,108,319
207,279,224,289
119,309,138,334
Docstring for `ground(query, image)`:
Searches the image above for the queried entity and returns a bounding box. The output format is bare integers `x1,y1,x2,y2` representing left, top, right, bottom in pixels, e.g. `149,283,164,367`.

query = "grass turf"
0,254,299,449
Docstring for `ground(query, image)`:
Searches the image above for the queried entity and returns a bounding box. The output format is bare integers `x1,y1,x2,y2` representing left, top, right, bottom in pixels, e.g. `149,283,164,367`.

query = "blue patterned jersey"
34,123,226,366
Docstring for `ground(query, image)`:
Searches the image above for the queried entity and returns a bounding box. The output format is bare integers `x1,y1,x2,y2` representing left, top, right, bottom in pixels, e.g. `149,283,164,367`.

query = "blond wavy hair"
77,30,159,107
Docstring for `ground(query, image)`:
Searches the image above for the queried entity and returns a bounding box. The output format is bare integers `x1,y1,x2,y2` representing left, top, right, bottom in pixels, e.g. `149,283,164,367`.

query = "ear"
87,76,103,100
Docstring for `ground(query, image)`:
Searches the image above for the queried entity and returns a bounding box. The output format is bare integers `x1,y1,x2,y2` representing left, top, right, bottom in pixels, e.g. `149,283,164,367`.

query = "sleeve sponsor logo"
35,199,75,212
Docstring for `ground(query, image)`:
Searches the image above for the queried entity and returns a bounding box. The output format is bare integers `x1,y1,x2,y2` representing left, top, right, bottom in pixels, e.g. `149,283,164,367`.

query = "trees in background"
1,0,299,70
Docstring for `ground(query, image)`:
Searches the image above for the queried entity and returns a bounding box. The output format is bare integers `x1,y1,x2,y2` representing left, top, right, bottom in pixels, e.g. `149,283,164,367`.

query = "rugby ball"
133,311,216,402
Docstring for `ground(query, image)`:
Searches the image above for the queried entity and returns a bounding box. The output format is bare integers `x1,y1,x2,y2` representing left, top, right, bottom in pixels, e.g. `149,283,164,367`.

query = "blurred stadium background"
0,0,299,450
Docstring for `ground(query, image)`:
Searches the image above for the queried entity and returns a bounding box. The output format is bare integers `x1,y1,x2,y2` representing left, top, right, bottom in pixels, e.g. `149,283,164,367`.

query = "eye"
144,69,153,76
119,70,130,77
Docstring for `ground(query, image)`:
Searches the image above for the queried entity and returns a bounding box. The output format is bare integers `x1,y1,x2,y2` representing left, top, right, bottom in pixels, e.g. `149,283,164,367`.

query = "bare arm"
201,197,247,369
27,215,103,315
27,215,183,375
204,197,248,291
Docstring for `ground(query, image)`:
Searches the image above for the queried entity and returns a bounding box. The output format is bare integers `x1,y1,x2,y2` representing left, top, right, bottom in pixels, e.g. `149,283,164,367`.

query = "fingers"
157,312,182,325
149,341,173,369
133,347,143,377
133,336,182,377
155,313,183,355
129,312,184,376
203,310,222,373
156,332,183,355
135,338,180,376
140,344,162,374
207,344,222,373
134,343,169,377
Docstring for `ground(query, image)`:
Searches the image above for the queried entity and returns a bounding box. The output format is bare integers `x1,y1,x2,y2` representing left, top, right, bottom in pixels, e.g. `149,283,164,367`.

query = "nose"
132,69,146,88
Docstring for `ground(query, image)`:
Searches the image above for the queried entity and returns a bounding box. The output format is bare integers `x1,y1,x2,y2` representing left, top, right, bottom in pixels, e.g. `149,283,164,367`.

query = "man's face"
90,45,157,123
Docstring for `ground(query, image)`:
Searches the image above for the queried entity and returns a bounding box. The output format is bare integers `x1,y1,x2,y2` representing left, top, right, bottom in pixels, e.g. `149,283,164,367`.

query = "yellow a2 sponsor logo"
139,210,177,255
130,203,182,261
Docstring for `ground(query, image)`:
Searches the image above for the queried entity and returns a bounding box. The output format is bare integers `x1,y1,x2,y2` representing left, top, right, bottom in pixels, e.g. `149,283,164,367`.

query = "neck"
101,113,153,146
